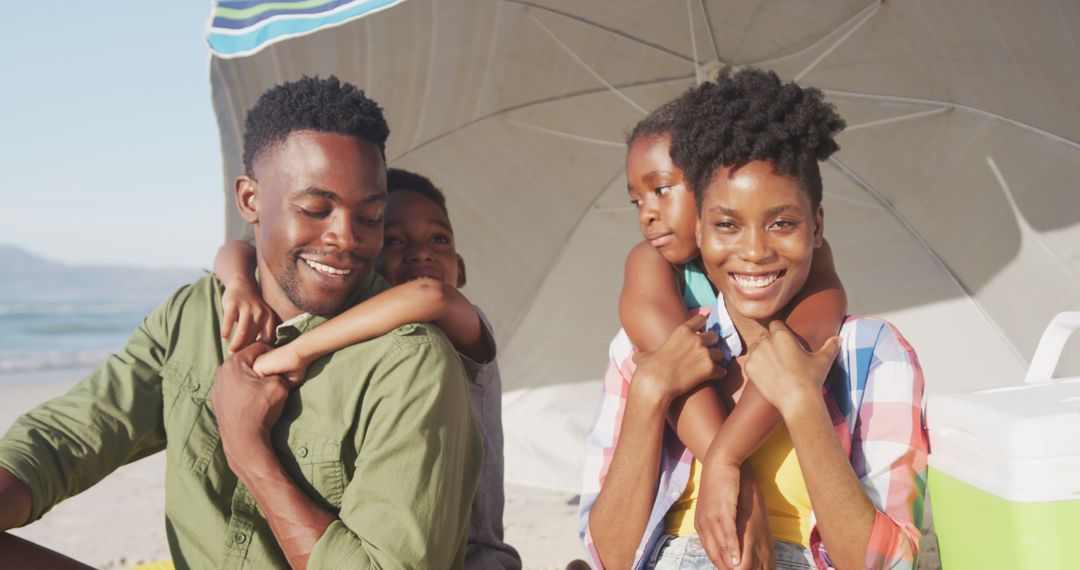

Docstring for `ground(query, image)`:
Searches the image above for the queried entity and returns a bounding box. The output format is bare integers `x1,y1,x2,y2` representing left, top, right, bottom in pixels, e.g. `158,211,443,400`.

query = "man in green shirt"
0,76,482,569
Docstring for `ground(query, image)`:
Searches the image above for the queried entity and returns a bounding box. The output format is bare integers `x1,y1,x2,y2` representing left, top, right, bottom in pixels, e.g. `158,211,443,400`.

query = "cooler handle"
1024,311,1080,384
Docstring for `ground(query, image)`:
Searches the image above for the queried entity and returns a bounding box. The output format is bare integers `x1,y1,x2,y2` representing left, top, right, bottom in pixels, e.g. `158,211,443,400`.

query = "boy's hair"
242,75,390,176
626,98,683,146
386,167,449,216
669,67,845,209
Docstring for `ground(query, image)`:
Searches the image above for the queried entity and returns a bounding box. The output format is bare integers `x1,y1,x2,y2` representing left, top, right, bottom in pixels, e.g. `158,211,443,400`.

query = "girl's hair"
669,67,846,209
626,98,684,146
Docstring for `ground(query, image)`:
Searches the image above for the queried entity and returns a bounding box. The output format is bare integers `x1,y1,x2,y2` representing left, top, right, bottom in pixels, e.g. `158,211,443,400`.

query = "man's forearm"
231,443,334,570
0,468,31,532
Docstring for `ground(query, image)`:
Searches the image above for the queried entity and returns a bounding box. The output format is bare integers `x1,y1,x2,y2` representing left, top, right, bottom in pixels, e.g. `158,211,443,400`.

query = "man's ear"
235,175,259,224
456,254,467,288
813,205,825,248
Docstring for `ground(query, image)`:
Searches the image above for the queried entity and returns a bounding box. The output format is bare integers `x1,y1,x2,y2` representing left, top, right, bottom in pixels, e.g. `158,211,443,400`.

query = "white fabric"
210,0,1080,491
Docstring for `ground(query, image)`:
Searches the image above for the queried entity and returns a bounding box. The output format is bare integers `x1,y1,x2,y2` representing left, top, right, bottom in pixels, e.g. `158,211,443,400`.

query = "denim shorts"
646,535,817,569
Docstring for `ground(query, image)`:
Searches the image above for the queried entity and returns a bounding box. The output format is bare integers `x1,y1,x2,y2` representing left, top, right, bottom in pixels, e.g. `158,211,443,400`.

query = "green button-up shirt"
0,273,482,569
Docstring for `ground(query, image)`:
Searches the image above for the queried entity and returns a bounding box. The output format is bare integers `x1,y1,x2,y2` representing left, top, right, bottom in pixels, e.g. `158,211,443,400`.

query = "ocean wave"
0,302,151,317
0,349,115,374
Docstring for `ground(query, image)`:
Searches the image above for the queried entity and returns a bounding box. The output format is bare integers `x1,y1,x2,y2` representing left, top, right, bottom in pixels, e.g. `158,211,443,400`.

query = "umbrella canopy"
207,0,1080,491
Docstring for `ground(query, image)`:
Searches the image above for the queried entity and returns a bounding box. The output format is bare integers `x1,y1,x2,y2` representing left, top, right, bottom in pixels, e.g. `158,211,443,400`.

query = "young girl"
585,68,927,570
214,168,521,570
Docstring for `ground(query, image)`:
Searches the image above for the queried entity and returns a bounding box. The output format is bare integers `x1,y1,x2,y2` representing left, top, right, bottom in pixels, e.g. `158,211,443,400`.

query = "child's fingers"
229,309,253,353
261,312,277,343
683,313,708,331
719,511,740,568
699,330,719,346
221,305,237,340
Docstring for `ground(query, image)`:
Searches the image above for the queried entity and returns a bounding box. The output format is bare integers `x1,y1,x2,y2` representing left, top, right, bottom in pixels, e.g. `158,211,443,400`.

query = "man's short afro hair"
242,75,390,175
669,67,845,209
387,168,448,216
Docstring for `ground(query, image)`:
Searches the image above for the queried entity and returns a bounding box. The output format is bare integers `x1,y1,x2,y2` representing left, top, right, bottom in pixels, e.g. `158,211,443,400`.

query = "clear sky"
0,2,222,269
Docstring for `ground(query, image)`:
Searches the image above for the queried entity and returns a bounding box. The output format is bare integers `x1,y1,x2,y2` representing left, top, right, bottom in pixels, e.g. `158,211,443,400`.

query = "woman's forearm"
783,393,875,570
588,378,670,569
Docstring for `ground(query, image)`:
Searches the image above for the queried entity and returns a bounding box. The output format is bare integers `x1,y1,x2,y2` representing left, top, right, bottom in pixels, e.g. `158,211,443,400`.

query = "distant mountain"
0,245,204,304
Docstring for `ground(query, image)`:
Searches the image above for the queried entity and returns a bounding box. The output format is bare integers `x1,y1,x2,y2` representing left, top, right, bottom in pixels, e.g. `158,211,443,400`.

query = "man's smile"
300,256,354,276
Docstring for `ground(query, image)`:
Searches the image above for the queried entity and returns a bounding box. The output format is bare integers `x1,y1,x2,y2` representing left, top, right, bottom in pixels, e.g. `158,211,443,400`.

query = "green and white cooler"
927,312,1080,569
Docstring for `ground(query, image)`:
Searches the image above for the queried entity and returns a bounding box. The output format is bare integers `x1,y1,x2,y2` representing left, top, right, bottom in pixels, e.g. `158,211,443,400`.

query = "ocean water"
0,302,154,376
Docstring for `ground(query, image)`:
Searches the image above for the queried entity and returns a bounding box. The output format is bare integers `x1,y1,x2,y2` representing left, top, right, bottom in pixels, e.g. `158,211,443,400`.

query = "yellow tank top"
663,423,812,546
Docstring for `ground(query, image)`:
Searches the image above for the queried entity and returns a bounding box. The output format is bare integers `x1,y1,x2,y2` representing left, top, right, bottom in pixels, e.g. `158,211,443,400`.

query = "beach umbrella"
206,0,1080,491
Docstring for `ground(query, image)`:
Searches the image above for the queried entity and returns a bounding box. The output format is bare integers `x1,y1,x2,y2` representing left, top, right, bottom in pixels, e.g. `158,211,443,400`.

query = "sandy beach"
1,370,937,569
0,370,588,569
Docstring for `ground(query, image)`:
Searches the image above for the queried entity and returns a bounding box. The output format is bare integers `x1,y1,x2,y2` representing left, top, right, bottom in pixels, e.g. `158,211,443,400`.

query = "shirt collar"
269,270,388,345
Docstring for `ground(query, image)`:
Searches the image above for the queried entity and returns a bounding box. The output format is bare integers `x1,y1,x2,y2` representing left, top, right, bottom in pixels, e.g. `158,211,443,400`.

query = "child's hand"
744,320,840,418
732,466,774,570
631,313,727,401
698,461,774,569
252,345,309,383
221,282,279,353
696,459,742,568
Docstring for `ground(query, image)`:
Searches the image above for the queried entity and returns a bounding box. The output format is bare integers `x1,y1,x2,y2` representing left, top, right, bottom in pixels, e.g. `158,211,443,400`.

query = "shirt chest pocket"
278,428,346,510
160,362,219,474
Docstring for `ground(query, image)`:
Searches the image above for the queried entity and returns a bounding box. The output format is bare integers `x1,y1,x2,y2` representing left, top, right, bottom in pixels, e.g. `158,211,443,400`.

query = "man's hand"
696,459,742,568
744,320,840,417
221,282,279,354
211,341,292,474
631,314,727,403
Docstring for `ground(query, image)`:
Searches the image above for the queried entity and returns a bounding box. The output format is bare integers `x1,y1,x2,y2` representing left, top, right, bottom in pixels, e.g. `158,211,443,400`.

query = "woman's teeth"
732,271,781,289
304,259,351,276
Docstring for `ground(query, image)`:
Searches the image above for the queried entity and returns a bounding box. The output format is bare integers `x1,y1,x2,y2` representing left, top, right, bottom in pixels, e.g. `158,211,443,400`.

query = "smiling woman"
582,67,928,570
674,68,927,570
696,161,823,328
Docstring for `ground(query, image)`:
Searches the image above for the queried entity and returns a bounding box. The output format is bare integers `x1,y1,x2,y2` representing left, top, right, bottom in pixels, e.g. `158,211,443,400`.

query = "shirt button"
190,382,201,392
234,533,247,544
297,447,309,458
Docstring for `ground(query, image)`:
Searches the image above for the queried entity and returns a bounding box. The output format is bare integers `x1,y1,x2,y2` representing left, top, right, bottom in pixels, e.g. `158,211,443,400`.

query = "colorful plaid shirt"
578,300,929,569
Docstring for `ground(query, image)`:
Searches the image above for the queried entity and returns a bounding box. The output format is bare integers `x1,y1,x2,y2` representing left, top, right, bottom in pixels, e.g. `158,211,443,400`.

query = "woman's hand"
221,282,279,353
744,320,840,417
631,314,727,404
253,345,310,383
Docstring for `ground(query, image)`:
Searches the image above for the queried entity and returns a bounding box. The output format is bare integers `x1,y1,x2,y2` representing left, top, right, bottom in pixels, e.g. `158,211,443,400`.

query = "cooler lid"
927,313,1080,500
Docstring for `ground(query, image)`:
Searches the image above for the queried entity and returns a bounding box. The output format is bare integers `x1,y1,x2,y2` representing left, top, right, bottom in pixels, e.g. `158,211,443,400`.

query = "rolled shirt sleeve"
0,289,176,523
811,318,929,570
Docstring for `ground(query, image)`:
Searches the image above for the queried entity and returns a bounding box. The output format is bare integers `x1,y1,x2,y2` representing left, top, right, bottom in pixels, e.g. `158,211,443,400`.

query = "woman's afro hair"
242,75,390,175
669,67,845,209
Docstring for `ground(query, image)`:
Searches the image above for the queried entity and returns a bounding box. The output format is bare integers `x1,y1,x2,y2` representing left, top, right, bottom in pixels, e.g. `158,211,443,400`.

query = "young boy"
214,168,522,569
